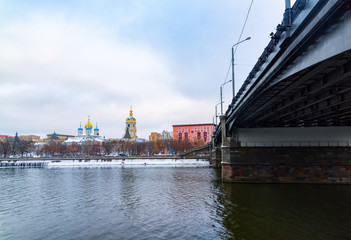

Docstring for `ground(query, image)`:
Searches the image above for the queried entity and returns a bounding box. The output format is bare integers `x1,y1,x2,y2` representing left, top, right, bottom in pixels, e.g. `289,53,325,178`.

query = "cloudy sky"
0,0,290,139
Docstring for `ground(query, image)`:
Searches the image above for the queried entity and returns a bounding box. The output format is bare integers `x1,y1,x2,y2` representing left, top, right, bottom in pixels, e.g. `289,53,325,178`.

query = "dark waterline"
0,166,350,240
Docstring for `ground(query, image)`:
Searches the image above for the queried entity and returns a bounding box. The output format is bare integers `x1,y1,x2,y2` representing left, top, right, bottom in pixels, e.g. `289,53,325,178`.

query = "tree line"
0,137,206,158
0,135,34,158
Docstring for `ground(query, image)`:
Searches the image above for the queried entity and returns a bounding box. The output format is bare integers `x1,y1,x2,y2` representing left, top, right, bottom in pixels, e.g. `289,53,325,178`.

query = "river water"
1,166,351,240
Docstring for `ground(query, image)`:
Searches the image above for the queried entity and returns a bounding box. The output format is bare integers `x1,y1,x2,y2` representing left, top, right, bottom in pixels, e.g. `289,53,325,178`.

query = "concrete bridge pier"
220,146,351,184
210,133,221,167
219,126,351,183
219,116,240,178
210,145,221,167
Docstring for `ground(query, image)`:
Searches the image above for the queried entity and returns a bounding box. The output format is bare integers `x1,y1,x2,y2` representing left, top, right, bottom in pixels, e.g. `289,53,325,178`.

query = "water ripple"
1,167,351,239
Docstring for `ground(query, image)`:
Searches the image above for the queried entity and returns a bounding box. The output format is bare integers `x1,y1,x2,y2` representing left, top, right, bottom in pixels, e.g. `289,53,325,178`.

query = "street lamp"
220,80,232,116
232,37,251,98
214,102,221,125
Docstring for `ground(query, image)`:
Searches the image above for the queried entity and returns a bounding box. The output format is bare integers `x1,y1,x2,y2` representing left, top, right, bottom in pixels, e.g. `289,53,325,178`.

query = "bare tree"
169,139,194,155
152,140,162,154
113,140,122,154
120,141,132,155
91,142,102,155
18,139,33,158
13,133,20,155
0,137,13,158
57,142,67,156
131,141,147,156
102,140,114,155
42,141,66,156
161,139,174,154
67,144,83,156
146,141,154,156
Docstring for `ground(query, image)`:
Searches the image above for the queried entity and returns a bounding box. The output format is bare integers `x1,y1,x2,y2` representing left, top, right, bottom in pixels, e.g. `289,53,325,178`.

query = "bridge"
179,144,211,158
213,0,351,183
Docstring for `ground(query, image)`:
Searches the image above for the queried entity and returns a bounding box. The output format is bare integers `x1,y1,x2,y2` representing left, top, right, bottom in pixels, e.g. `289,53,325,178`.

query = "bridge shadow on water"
212,170,351,240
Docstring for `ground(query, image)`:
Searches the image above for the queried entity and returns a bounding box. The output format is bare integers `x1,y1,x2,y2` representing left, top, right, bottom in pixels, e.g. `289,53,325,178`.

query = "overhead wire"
223,0,254,85
233,0,254,55
218,0,254,115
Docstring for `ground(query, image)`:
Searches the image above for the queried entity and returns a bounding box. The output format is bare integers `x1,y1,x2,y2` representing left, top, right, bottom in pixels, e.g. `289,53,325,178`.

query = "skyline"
1,0,290,139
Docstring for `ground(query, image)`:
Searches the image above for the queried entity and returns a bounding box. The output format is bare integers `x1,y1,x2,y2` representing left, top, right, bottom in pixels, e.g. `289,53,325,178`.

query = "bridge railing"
240,141,351,147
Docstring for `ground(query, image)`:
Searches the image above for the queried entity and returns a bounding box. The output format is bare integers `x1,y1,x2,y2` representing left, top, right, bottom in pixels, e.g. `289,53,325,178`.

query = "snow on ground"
46,159,209,167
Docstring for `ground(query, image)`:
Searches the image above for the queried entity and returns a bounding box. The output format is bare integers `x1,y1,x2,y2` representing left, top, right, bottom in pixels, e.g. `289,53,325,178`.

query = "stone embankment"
0,156,210,167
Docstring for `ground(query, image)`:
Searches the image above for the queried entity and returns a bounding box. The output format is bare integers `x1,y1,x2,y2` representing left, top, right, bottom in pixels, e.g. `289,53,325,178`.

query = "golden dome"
85,116,93,129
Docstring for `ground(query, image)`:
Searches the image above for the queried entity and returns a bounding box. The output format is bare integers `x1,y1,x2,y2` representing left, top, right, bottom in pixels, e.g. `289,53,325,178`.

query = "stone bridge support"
220,116,240,176
210,145,221,167
221,147,351,183
217,123,351,183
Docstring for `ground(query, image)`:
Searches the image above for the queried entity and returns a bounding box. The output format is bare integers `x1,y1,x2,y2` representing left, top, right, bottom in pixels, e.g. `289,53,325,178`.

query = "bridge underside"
233,50,351,129
213,1,351,183
217,52,351,183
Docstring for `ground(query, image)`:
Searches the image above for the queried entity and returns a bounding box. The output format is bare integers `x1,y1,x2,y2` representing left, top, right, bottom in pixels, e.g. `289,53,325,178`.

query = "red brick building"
172,123,215,144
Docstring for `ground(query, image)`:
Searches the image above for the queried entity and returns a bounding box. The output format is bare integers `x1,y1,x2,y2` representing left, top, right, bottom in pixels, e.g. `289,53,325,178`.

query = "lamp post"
214,102,221,125
232,37,251,98
220,80,232,116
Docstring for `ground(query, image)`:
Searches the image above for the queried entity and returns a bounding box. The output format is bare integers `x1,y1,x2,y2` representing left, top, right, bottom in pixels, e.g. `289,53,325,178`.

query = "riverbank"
0,158,210,167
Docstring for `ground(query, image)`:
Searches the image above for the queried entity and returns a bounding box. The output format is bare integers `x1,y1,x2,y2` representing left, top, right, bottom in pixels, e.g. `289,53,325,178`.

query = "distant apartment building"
172,123,216,144
19,135,41,142
44,132,75,142
162,130,173,140
149,131,173,142
149,132,162,141
1,134,41,142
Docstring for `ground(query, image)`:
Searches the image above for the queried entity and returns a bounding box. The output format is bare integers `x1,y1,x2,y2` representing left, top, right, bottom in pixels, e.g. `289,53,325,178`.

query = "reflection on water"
215,181,351,240
0,166,350,240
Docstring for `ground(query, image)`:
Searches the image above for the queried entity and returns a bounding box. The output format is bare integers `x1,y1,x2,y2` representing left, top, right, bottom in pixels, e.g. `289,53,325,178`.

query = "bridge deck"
215,0,351,143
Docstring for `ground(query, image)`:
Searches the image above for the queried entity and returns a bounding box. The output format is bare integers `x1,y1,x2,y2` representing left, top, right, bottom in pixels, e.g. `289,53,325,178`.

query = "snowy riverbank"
0,158,210,167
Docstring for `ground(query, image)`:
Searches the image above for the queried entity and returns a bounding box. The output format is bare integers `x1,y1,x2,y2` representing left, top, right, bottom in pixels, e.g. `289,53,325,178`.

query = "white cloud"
0,13,212,139
0,0,289,139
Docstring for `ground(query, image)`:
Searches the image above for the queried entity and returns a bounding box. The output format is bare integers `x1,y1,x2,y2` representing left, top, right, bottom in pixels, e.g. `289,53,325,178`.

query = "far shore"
0,155,210,161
